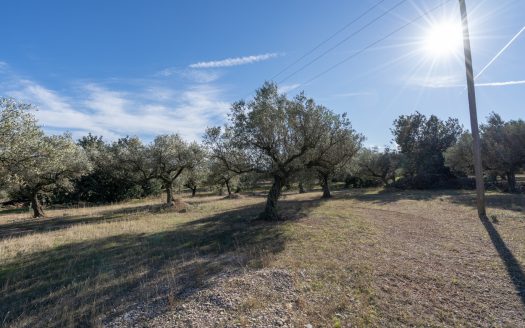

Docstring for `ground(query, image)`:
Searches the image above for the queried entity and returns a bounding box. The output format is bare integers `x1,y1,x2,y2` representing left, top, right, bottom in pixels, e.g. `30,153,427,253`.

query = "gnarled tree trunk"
191,187,197,197
320,174,331,199
31,193,45,218
507,171,517,192
259,176,284,221
225,180,232,196
298,182,306,194
166,184,174,206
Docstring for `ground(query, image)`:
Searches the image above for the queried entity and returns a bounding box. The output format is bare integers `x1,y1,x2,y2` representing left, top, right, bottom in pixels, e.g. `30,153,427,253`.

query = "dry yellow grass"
1,189,524,327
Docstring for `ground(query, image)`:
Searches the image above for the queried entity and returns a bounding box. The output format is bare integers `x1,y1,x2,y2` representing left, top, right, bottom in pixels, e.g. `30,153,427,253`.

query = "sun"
423,21,463,57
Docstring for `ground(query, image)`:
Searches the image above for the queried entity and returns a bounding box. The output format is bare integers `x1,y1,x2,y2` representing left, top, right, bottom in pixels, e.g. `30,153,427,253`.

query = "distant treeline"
1,83,524,218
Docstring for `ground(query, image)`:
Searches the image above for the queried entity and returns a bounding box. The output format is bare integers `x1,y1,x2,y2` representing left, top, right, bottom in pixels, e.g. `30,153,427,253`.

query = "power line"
278,0,409,84
301,0,453,86
270,0,389,80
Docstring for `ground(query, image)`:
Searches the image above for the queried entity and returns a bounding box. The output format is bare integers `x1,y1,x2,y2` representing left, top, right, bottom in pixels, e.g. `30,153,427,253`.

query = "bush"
344,175,382,189
390,174,475,190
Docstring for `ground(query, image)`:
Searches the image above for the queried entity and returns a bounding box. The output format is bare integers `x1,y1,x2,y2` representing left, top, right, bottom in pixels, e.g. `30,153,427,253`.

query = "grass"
1,189,524,327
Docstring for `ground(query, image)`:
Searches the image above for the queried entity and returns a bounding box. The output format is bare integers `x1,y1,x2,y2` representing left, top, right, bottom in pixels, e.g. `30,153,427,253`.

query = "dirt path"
348,202,525,327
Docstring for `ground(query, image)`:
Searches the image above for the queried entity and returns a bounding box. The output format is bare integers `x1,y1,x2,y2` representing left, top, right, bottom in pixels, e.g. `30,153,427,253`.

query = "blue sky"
1,0,523,147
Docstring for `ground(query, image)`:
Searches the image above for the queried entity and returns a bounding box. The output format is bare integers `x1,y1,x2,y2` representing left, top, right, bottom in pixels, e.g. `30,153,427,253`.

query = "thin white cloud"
83,84,128,115
279,83,301,94
143,86,176,101
156,67,220,83
1,75,230,142
189,53,279,68
157,67,177,77
181,70,221,83
475,80,525,87
412,75,525,88
409,75,525,89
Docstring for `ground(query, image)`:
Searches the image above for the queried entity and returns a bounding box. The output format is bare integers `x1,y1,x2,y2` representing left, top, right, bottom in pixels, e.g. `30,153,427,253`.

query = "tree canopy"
1,98,91,217
392,111,463,178
481,113,525,191
149,134,205,205
206,82,361,220
355,147,400,186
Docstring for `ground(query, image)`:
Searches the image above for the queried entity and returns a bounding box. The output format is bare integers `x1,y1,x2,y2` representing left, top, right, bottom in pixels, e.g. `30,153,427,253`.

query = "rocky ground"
106,268,309,328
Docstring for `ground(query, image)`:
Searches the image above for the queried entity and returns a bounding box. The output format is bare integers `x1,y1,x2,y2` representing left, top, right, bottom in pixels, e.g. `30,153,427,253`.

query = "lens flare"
424,21,463,57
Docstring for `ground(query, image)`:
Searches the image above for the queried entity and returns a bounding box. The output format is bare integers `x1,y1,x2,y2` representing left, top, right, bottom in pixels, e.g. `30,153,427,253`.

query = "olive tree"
8,134,91,217
149,134,204,205
112,136,154,186
0,98,43,186
309,113,363,198
206,159,239,196
293,168,317,194
444,132,474,177
481,113,525,191
205,82,357,220
1,99,91,217
183,161,208,197
354,147,400,186
392,112,463,177
74,134,155,202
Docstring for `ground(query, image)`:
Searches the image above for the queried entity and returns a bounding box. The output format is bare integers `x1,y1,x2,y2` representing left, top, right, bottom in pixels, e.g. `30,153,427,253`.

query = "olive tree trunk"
191,187,197,197
321,174,331,199
259,176,284,221
31,193,45,218
166,184,174,206
225,180,232,196
507,171,517,192
298,182,306,194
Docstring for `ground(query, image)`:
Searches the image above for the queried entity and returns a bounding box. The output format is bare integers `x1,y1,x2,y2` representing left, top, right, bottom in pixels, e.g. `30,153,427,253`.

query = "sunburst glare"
423,21,463,57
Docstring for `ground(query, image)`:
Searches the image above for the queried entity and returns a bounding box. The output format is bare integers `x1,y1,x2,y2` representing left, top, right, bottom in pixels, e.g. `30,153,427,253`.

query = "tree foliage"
72,134,160,203
392,111,463,178
205,82,361,220
1,98,91,217
481,113,525,191
7,133,90,217
0,98,43,186
3,93,524,217
309,113,363,198
183,160,208,197
149,134,205,205
444,114,525,191
444,132,474,177
355,147,400,186
206,159,239,196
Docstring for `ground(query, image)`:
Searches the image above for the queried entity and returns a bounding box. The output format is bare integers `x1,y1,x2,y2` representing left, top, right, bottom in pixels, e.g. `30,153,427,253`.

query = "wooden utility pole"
459,0,486,217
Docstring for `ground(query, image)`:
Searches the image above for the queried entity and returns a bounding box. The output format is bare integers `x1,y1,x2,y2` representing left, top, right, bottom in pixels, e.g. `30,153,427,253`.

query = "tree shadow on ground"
479,214,525,306
0,199,232,241
0,192,316,240
345,189,525,213
0,198,322,327
0,207,27,215
0,203,161,241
